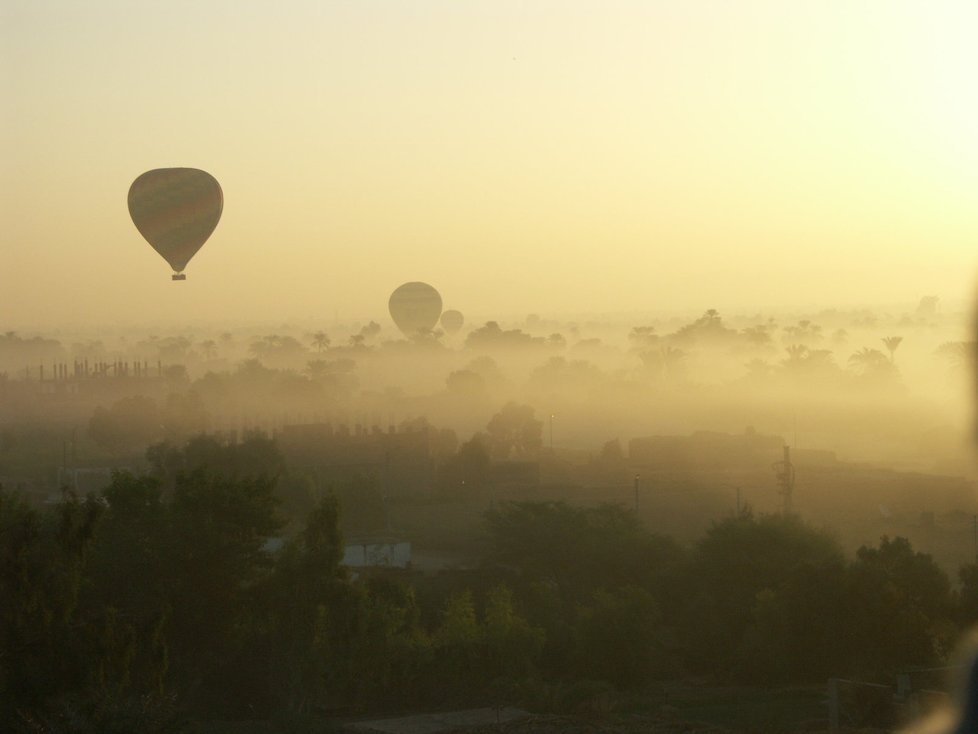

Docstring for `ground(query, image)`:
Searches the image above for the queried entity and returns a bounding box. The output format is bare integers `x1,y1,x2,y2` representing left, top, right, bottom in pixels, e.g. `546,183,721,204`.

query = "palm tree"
311,330,330,353
935,341,974,368
881,336,903,363
848,347,889,375
782,344,809,368
199,339,217,360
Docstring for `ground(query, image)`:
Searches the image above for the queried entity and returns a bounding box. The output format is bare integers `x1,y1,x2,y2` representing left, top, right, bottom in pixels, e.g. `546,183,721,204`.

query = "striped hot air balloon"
440,309,464,335
389,282,442,337
128,168,223,280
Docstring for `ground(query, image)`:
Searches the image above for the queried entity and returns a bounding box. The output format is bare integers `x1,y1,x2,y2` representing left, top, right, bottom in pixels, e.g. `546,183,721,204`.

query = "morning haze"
4,2,978,733
4,1,978,327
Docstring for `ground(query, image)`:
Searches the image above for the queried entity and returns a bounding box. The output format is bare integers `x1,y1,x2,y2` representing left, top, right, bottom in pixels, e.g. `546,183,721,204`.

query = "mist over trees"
2,301,976,731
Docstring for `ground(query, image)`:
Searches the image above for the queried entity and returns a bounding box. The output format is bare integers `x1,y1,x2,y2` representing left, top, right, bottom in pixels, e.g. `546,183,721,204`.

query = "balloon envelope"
128,168,223,276
389,282,442,336
440,309,464,334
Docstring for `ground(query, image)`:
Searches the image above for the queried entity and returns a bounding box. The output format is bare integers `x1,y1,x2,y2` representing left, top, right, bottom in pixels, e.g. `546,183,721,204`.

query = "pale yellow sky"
3,1,978,328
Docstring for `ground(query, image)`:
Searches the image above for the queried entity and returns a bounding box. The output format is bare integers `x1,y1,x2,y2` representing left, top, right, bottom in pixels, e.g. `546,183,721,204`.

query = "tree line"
2,436,977,731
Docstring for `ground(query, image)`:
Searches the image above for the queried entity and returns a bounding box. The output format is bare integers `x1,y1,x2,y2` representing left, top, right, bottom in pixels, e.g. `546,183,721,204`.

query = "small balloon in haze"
440,309,464,335
389,282,443,337
128,168,223,281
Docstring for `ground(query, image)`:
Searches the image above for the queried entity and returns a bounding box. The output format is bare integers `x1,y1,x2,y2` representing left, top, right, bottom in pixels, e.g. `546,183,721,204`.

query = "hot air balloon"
389,282,442,336
440,309,464,335
128,168,223,280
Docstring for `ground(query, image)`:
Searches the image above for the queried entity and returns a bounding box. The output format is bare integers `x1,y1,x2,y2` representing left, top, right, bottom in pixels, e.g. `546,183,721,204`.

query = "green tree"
85,473,172,697
345,577,430,708
0,488,103,725
844,536,954,675
682,512,843,672
483,585,544,681
159,467,282,713
147,433,285,492
736,559,851,682
958,564,978,624
430,591,483,686
486,502,682,608
575,585,664,687
253,494,354,715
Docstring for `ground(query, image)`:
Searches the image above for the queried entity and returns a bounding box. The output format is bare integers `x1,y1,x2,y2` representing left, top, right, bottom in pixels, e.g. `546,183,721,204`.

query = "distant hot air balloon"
128,168,223,280
440,309,464,335
389,282,442,336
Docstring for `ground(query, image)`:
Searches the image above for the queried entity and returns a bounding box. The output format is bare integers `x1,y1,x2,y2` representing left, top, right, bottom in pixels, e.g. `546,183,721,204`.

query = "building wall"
342,541,411,569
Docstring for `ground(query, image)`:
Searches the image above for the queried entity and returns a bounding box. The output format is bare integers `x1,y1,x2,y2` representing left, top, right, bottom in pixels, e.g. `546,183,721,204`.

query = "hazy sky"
3,1,978,328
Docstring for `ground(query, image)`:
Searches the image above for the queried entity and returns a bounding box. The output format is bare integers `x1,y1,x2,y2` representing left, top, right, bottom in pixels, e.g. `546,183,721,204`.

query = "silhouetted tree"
249,335,308,365
671,310,736,344
782,319,823,345
882,336,903,363
742,324,772,347
628,326,658,349
486,403,543,459
466,322,544,350
88,396,164,454
310,330,330,353
916,296,939,318
848,347,894,378
935,341,974,369
958,564,978,625
199,339,217,360
446,368,486,396
639,346,686,379
547,333,567,350
598,438,623,463
439,433,491,489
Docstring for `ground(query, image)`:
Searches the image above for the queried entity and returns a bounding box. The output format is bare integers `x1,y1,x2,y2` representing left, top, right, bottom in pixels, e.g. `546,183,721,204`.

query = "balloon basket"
171,274,186,281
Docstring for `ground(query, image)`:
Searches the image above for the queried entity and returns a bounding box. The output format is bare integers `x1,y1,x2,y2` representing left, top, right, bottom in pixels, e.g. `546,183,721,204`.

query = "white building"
342,538,411,569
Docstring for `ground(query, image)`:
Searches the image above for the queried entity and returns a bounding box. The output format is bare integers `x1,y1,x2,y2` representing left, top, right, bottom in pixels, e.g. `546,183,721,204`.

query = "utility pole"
549,413,554,453
973,515,977,565
736,487,741,516
634,473,640,513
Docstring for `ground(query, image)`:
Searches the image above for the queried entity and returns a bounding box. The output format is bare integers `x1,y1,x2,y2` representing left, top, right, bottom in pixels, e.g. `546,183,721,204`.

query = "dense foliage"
1,438,974,731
